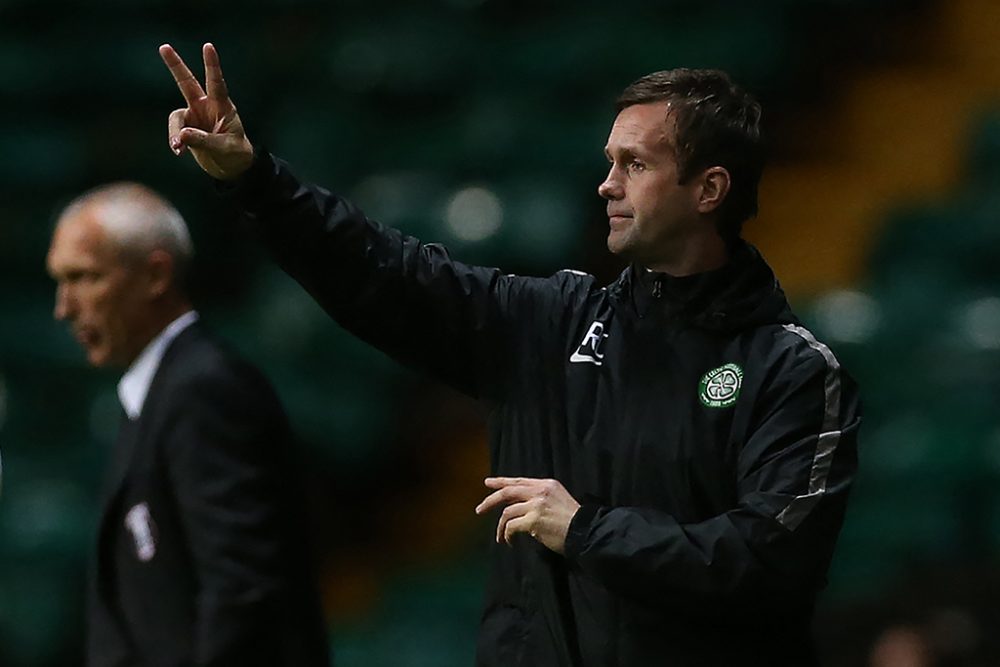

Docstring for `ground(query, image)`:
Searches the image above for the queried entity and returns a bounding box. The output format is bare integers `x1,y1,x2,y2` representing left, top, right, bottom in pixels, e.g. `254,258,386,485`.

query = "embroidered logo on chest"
699,363,743,408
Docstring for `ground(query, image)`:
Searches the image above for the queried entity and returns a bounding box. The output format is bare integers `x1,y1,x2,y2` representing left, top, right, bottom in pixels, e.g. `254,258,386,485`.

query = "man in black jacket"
161,43,860,666
46,181,330,666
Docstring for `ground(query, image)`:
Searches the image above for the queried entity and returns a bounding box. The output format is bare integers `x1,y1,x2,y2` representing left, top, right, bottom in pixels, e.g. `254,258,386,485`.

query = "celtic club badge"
699,363,743,408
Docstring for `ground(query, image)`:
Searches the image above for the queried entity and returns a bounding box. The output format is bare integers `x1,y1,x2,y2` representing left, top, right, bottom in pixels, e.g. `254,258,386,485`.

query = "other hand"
475,477,580,555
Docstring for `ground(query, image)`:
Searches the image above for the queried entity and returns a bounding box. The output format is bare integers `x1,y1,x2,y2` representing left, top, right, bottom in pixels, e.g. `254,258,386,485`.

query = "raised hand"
159,43,254,181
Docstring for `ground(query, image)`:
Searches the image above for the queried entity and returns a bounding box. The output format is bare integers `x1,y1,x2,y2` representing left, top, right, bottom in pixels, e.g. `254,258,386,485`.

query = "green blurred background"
2,0,1000,665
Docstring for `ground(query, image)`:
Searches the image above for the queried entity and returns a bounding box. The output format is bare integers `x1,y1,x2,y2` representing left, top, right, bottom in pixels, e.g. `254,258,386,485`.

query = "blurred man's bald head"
57,182,194,290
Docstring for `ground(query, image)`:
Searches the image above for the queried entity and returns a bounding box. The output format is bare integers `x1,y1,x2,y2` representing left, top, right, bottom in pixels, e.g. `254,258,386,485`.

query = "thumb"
178,127,226,151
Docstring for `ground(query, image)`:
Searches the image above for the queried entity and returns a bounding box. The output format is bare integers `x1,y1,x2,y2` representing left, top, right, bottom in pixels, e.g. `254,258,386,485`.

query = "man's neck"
124,300,194,366
150,300,194,337
644,233,729,277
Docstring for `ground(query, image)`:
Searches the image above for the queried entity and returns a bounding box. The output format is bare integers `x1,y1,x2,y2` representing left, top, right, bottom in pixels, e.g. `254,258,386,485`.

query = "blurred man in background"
46,183,330,667
161,42,860,666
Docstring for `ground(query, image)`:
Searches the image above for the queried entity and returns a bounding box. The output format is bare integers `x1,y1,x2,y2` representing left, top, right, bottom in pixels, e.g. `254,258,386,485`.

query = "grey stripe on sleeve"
774,324,843,531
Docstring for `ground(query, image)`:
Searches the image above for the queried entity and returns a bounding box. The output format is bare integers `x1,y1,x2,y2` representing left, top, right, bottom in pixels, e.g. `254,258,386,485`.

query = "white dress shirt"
117,311,199,420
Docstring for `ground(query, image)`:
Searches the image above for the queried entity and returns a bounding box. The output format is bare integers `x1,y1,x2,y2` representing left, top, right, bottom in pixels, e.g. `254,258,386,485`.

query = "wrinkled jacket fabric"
225,153,861,667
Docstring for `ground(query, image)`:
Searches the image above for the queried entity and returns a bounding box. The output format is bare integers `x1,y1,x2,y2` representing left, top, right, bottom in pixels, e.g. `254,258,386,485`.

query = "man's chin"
606,231,633,258
85,347,112,368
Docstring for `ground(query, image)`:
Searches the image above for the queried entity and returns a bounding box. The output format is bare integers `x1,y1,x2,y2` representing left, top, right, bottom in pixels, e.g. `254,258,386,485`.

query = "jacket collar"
610,240,794,331
117,310,200,420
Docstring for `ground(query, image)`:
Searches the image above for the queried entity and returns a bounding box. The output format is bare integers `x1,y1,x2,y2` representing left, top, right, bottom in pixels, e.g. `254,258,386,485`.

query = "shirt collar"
117,310,199,420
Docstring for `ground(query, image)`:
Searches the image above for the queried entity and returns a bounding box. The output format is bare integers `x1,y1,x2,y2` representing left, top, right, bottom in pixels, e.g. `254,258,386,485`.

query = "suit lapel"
96,325,202,545
103,412,139,501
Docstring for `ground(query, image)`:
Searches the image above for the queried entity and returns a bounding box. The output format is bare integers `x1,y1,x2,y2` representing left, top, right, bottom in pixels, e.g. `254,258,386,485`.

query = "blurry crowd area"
1,0,1000,665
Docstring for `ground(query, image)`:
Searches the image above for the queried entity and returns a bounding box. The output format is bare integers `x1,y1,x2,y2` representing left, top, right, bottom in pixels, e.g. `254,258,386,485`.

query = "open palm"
159,43,254,181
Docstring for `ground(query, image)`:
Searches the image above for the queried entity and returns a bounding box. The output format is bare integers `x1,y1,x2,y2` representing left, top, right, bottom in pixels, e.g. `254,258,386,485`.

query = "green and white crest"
699,363,743,408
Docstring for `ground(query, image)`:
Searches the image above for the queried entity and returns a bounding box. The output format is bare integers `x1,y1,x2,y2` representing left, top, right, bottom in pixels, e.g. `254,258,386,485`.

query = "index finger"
485,477,542,489
159,44,206,105
203,42,230,101
475,485,532,514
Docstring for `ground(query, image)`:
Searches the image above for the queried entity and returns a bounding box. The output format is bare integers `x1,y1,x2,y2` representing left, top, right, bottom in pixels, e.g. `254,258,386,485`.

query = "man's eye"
628,160,645,172
77,271,101,283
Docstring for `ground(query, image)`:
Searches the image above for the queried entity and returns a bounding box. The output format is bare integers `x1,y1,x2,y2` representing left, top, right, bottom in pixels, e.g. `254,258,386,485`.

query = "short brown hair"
617,69,764,241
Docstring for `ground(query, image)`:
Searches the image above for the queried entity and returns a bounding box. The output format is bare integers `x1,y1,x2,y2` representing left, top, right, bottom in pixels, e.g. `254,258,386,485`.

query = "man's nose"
598,167,624,200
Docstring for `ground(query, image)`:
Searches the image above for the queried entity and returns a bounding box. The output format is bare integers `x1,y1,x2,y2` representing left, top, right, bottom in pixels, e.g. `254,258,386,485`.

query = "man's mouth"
74,328,99,348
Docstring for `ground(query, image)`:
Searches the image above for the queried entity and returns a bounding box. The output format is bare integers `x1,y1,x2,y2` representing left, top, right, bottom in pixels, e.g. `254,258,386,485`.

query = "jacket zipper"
652,277,662,299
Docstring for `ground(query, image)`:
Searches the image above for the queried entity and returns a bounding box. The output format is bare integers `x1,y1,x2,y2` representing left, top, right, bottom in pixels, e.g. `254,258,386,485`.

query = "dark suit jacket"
87,323,330,667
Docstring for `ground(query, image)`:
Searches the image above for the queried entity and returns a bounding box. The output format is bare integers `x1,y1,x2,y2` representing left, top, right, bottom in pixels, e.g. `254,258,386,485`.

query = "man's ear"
697,166,731,214
145,249,175,299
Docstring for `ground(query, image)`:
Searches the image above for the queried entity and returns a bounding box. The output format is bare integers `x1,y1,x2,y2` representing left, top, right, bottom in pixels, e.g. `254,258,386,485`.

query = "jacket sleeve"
223,151,530,401
163,369,306,667
563,336,860,608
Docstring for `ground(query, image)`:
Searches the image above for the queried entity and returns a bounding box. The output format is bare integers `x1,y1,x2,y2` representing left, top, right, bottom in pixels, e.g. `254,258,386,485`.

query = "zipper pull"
652,277,662,299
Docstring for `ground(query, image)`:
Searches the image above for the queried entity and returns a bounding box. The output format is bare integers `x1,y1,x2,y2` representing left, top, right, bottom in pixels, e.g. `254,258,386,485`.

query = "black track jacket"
225,153,861,667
